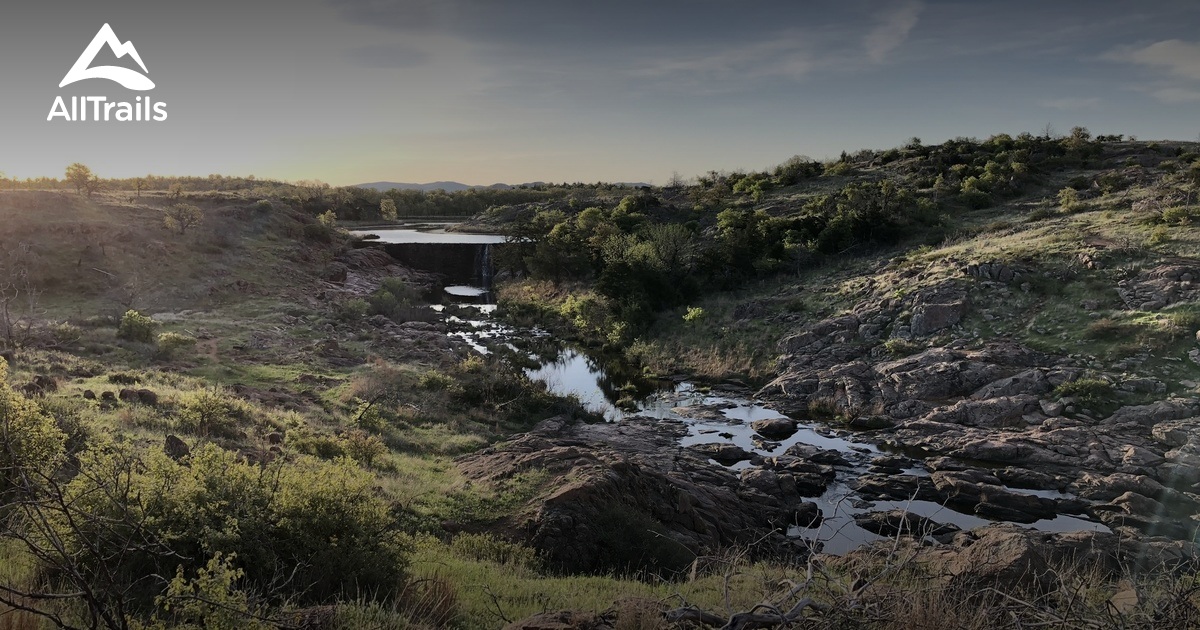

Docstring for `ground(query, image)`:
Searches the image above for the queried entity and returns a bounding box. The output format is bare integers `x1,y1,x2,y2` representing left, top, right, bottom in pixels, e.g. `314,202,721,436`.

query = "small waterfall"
480,243,493,291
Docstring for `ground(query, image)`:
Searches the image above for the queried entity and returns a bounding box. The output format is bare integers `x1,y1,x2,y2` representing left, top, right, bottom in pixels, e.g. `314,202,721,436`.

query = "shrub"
883,338,920,356
303,223,332,243
50,321,83,345
822,161,853,177
0,357,65,497
317,210,338,228
683,306,705,323
1162,206,1191,225
157,332,197,356
368,278,426,322
176,387,250,437
959,189,992,209
117,310,159,343
1166,309,1200,332
1053,378,1114,410
335,298,370,321
1147,226,1171,246
1058,187,1081,212
56,444,408,605
288,429,347,460
146,553,271,630
449,533,542,571
342,429,387,467
418,371,455,391
107,371,143,385
1084,318,1139,340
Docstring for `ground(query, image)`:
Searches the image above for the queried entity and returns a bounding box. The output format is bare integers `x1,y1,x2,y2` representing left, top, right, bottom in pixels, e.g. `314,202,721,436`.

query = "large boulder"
750,417,798,439
457,421,791,574
911,301,967,336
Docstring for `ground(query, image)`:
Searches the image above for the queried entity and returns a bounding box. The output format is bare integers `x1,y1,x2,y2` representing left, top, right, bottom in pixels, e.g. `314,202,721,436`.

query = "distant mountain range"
356,181,508,192
355,181,650,192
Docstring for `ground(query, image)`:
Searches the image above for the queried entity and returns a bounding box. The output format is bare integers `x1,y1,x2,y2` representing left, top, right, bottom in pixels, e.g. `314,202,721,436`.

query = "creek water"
352,227,507,244
442,303,1111,555
368,227,1110,553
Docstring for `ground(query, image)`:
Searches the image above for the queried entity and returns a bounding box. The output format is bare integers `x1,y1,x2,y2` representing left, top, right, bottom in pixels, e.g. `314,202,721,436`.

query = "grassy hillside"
3,133,1200,629
492,135,1200,383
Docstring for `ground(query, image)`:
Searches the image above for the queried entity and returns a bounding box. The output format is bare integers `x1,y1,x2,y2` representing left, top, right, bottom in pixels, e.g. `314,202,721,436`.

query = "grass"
6,147,1200,628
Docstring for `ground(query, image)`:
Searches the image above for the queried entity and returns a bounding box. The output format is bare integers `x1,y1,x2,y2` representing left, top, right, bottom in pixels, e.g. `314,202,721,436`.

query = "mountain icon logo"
59,23,155,91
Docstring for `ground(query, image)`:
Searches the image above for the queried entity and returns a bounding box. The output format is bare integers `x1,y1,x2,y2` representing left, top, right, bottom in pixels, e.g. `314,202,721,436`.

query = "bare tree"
0,243,42,349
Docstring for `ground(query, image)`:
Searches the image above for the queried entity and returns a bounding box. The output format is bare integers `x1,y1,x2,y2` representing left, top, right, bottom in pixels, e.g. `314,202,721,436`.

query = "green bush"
145,553,271,630
303,222,332,243
176,387,250,437
1058,187,1081,212
56,444,408,605
342,429,387,467
883,338,920,356
335,298,370,321
368,278,426,322
822,161,853,177
959,189,993,209
117,310,159,343
50,321,82,345
1147,226,1171,246
0,358,66,497
157,332,198,356
1053,378,1114,410
449,533,542,571
1162,206,1191,225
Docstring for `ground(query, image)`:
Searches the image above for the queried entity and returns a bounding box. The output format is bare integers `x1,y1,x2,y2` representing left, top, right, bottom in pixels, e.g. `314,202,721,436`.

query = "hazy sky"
1,1,1198,186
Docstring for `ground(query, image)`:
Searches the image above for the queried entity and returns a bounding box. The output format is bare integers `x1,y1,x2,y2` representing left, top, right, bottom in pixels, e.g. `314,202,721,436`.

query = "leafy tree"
380,198,398,221
65,162,102,197
162,204,203,234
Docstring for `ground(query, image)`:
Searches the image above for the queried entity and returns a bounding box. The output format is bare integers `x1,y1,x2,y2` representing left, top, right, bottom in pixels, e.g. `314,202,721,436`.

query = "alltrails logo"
47,23,167,122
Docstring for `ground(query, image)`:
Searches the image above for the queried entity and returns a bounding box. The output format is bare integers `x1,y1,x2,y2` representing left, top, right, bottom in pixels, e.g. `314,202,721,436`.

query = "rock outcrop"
456,418,810,573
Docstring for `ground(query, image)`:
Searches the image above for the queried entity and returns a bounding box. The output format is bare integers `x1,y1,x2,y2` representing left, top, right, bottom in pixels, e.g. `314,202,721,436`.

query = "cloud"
1038,97,1102,111
1152,87,1200,104
345,43,429,68
631,34,818,83
864,1,923,63
1113,39,1200,81
1106,39,1200,104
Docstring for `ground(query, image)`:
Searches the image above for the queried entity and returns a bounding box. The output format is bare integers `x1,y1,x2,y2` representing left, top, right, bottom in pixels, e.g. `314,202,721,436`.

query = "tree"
0,243,41,349
380,198,398,221
162,204,203,235
65,163,102,198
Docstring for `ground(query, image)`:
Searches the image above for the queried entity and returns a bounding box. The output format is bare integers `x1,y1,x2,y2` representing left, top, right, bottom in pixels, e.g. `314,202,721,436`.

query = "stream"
442,298,1110,555
356,226,1111,554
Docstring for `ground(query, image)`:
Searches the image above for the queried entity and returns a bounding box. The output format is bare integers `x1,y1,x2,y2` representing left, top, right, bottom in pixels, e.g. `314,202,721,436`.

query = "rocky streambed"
439,300,1195,572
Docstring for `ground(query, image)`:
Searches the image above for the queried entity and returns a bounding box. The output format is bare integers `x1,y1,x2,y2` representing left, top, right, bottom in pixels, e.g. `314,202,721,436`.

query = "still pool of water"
352,228,507,244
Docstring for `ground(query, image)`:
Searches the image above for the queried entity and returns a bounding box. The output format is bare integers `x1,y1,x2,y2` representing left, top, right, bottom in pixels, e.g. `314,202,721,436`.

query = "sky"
0,0,1198,186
